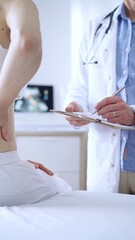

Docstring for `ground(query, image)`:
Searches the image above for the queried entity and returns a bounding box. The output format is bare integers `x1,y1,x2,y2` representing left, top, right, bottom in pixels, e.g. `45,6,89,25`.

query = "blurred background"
30,0,122,110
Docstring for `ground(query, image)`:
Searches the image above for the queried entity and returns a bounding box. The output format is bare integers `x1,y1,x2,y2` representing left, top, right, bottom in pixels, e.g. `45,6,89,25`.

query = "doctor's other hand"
27,160,54,176
65,101,88,127
95,96,135,125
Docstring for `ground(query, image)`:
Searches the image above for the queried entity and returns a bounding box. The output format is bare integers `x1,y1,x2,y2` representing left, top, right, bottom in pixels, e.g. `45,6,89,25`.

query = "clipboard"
50,110,135,130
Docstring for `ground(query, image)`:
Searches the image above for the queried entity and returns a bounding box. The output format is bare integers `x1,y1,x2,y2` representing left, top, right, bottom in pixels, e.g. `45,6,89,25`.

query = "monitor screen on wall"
14,85,53,112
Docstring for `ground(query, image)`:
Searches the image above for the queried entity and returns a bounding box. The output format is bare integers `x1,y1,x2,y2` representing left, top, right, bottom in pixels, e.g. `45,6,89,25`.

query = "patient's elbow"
19,34,42,62
21,35,41,51
20,36,42,53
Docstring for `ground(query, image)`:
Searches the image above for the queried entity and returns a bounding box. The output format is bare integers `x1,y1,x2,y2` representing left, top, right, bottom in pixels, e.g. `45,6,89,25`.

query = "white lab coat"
65,7,124,192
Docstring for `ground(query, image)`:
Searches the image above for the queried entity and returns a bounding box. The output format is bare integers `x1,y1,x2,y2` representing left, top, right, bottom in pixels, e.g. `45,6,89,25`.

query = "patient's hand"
27,160,54,176
0,111,8,141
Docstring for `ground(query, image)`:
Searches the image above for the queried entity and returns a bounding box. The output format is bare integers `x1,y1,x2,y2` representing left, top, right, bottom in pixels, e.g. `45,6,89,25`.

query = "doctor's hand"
27,160,54,176
95,96,135,125
65,101,88,127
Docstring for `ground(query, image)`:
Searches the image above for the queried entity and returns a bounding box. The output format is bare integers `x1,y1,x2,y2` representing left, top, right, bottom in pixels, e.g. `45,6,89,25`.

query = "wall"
31,0,122,110
32,0,72,110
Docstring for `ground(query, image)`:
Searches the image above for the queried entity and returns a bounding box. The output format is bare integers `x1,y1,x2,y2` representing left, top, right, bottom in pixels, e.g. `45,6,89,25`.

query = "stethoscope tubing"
83,6,118,65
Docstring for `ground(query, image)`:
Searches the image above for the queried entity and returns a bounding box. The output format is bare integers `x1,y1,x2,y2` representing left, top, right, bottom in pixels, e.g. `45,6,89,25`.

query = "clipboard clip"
95,119,101,123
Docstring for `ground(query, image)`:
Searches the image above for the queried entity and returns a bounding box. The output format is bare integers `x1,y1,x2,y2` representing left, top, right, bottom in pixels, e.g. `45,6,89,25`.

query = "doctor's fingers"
98,99,127,117
101,106,134,125
65,102,83,112
66,117,88,126
107,108,135,125
96,96,123,112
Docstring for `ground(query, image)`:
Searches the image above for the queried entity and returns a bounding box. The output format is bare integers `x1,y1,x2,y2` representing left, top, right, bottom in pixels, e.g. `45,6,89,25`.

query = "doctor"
65,0,135,193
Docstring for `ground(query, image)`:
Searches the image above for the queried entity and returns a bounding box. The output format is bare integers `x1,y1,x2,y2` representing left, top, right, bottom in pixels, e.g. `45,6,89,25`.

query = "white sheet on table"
0,191,135,240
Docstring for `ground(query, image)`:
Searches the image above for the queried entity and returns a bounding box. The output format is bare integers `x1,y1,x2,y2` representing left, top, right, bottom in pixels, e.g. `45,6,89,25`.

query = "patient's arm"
0,0,42,140
0,0,42,111
0,104,16,152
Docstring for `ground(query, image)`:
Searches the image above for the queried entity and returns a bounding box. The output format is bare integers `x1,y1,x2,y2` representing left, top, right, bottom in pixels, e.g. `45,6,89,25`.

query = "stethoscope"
83,6,118,65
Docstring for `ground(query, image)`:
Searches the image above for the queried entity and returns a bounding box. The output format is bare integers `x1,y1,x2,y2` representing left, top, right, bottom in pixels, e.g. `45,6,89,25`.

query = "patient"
0,104,71,206
0,0,71,206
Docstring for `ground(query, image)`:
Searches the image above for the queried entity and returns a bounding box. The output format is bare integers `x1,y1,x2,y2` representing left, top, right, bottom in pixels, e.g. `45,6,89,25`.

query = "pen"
92,85,126,115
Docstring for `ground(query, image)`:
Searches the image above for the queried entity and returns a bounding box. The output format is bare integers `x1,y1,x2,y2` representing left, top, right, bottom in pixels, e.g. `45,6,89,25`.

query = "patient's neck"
0,104,17,152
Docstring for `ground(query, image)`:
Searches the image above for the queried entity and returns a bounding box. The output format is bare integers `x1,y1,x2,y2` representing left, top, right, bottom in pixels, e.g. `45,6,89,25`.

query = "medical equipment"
83,6,119,65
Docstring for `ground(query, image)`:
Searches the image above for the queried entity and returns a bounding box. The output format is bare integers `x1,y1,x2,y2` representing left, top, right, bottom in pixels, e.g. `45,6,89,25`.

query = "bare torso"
0,3,10,49
0,2,16,152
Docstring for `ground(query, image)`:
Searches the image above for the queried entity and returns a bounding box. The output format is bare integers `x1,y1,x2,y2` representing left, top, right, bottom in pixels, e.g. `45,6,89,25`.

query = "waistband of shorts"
0,151,21,165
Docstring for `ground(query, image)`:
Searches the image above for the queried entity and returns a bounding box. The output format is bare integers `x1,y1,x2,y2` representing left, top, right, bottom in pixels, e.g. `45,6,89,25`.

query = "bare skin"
0,7,10,49
0,0,42,141
0,2,14,150
124,0,135,20
0,0,53,175
0,104,16,152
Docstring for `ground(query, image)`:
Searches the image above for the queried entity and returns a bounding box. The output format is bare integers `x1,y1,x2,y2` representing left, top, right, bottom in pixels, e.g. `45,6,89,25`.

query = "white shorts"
0,151,71,206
